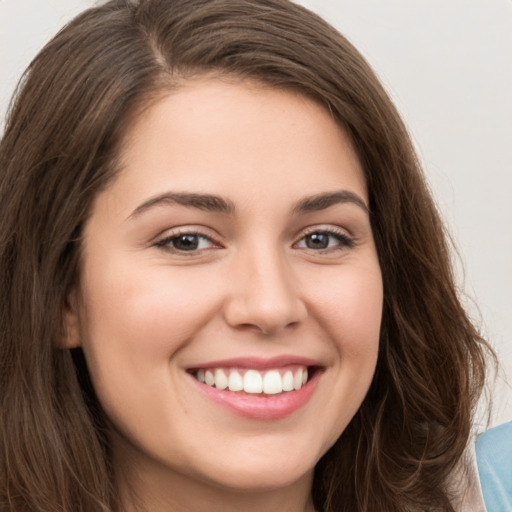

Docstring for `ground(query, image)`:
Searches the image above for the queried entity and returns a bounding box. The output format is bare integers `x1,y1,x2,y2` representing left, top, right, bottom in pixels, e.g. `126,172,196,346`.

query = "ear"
61,290,82,349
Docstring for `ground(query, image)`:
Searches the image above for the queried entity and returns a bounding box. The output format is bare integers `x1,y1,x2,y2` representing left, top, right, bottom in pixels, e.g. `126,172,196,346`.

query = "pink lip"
187,356,322,421
187,355,320,371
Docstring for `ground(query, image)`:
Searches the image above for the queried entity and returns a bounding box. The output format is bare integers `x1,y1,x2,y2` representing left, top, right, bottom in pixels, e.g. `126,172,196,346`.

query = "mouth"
187,359,322,420
190,365,311,396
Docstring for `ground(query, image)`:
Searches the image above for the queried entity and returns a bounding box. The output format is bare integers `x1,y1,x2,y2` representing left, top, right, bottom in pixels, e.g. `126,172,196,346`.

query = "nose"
223,247,307,335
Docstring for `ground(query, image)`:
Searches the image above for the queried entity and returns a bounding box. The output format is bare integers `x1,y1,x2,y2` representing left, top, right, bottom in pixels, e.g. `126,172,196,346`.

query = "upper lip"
186,355,322,371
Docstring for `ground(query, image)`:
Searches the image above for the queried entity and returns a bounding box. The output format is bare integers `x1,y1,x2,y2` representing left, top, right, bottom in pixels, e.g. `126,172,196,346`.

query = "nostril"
223,294,307,335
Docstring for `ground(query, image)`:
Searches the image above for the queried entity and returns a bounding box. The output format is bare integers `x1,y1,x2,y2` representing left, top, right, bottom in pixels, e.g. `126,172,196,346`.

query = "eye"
155,232,217,253
296,230,354,251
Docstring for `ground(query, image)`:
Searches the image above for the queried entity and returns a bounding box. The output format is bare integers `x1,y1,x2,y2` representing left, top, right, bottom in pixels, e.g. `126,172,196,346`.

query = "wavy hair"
0,0,490,510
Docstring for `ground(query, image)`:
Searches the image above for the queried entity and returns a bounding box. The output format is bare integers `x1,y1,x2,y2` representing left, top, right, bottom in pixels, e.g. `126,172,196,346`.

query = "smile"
188,358,321,420
194,366,309,395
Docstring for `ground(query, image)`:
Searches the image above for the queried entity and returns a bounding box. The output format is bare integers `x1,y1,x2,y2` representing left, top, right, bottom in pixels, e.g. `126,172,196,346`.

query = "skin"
64,77,383,512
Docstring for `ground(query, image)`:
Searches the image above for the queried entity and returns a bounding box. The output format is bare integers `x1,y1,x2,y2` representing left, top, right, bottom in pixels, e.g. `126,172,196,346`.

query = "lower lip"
190,371,320,420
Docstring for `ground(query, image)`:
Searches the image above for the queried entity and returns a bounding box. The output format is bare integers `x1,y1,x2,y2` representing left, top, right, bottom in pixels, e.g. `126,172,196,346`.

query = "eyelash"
295,227,355,252
154,229,218,253
154,227,354,255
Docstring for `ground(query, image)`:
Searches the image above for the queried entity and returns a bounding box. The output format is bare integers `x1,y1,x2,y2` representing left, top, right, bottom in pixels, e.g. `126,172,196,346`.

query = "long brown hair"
0,1,490,510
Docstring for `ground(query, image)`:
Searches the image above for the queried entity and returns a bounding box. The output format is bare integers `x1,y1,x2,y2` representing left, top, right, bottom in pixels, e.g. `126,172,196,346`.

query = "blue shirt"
476,421,512,512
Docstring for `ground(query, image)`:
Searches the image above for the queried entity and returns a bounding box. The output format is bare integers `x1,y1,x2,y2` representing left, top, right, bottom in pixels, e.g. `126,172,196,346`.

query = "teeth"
263,370,282,394
244,370,263,393
214,368,228,390
293,368,303,390
194,366,310,395
282,370,294,391
205,370,215,386
228,370,244,391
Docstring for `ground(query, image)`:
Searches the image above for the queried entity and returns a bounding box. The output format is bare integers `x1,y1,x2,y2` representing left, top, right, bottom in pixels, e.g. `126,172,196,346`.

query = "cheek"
76,260,228,449
307,261,383,354
77,259,223,394
298,261,382,453
83,259,213,340
335,276,382,392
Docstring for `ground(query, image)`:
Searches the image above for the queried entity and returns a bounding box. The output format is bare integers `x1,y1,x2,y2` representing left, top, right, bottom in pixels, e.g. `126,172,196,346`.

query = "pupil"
306,233,329,249
173,234,199,251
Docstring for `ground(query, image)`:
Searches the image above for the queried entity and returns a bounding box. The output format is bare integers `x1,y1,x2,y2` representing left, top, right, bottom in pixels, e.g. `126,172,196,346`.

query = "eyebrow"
128,192,236,219
127,189,369,220
293,190,369,215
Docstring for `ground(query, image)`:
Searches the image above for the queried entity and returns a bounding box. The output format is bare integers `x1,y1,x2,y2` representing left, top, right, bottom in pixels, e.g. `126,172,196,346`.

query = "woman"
0,0,491,510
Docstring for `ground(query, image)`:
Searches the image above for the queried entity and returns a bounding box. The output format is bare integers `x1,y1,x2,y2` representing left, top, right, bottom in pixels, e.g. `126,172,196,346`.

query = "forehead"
95,77,367,221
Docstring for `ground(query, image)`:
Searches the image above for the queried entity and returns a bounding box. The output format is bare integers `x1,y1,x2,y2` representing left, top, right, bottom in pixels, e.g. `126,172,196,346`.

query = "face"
67,78,382,506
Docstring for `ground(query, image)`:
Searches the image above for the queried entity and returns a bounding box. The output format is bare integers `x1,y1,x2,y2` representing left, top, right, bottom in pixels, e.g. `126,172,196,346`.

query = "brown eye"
296,230,354,251
304,233,329,249
155,232,216,253
171,234,201,251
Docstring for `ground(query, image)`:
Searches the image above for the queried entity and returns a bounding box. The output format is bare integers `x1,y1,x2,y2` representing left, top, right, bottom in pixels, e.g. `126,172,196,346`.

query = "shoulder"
476,421,512,511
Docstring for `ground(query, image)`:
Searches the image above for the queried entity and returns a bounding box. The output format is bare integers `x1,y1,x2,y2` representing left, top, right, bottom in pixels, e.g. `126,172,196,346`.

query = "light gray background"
1,0,510,427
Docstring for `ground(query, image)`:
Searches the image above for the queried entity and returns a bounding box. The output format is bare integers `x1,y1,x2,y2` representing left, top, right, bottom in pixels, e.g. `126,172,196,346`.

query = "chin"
209,469,311,493
192,449,317,492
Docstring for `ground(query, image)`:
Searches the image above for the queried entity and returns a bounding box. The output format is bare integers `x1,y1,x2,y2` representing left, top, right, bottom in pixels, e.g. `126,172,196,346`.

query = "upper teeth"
195,367,309,395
